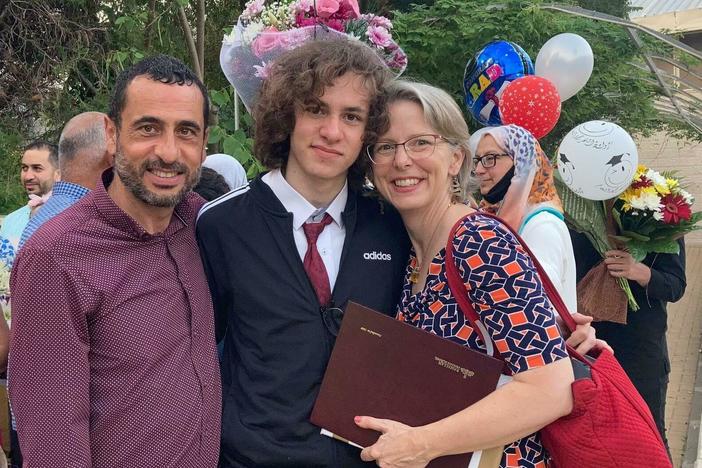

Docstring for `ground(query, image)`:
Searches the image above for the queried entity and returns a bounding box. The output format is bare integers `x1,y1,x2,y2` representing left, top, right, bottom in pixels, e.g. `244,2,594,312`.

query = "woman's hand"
356,416,431,468
565,312,613,355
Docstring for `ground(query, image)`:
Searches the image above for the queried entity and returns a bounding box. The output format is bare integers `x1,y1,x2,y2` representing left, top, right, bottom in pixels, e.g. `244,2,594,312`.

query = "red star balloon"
499,75,561,139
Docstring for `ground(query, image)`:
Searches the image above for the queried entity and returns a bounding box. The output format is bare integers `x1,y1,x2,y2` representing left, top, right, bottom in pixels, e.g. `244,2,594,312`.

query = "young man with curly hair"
197,40,409,467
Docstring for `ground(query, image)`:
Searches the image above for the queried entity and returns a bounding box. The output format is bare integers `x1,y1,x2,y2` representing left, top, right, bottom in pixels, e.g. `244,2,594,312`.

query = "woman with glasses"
469,125,578,316
354,80,574,468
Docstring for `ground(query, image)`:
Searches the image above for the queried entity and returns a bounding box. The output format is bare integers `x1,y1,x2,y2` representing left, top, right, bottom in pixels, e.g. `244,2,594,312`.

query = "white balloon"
557,121,638,201
536,33,594,101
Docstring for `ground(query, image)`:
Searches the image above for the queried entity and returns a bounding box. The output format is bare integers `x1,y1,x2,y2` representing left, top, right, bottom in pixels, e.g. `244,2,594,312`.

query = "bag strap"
517,206,564,234
444,212,581,368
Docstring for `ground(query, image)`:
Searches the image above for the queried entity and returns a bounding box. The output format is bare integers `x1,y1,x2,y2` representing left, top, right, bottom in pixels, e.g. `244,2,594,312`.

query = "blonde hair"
382,79,475,202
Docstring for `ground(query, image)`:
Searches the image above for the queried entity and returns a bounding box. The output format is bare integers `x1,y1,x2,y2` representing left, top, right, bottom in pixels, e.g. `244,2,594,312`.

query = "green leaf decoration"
555,176,639,311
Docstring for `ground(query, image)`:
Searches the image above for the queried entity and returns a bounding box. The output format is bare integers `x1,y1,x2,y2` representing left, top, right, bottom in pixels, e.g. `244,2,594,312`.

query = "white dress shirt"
262,169,347,291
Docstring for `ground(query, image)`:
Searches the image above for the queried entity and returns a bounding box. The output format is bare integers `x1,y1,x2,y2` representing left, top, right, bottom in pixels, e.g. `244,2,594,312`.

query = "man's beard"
113,148,201,208
25,178,53,196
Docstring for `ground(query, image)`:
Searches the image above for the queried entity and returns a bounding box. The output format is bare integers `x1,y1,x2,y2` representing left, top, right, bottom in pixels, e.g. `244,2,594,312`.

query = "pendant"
409,266,419,284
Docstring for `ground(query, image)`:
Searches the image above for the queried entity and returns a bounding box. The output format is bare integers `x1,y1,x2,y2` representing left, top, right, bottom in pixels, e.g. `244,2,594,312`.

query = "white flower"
242,22,265,43
653,210,663,221
646,169,667,189
679,189,694,204
629,191,663,212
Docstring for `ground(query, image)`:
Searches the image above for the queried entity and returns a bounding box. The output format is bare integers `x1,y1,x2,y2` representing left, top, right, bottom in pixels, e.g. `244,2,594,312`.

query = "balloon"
535,33,593,101
557,121,639,201
499,75,561,139
463,40,534,126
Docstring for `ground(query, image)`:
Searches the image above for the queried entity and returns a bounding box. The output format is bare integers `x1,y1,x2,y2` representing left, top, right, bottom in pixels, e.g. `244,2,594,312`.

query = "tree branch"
197,0,205,80
144,0,157,51
176,3,202,80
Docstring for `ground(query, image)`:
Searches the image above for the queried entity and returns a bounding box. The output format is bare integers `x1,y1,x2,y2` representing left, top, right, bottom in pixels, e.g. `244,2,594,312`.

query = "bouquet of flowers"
611,164,700,261
220,0,407,111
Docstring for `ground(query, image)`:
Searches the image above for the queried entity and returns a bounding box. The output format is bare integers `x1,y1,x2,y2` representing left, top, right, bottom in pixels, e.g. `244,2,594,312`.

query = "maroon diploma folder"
311,302,504,468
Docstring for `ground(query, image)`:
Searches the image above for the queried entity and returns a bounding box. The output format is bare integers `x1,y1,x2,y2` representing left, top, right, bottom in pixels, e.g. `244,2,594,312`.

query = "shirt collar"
93,169,200,238
262,169,348,230
50,181,90,199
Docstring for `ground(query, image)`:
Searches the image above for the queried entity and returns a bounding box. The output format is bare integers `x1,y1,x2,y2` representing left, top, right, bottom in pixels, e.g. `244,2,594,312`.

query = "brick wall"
635,132,702,245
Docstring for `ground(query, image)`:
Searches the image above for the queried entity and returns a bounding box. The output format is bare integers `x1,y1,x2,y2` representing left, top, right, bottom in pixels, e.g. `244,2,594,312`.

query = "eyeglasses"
367,134,450,165
472,152,509,169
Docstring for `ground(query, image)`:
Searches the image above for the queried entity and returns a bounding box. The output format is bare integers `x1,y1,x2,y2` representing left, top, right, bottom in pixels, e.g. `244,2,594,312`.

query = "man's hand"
604,250,651,287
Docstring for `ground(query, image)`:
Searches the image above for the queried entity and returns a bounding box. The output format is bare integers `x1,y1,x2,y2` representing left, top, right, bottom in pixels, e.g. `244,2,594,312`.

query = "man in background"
0,141,59,255
19,112,114,248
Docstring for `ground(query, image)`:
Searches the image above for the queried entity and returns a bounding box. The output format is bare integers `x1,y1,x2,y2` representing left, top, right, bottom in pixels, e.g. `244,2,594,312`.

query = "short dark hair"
253,40,392,191
109,54,210,130
193,167,231,201
23,140,58,168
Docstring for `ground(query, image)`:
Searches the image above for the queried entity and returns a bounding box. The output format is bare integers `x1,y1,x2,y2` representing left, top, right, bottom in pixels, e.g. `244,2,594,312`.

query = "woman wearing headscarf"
468,125,576,314
203,153,248,191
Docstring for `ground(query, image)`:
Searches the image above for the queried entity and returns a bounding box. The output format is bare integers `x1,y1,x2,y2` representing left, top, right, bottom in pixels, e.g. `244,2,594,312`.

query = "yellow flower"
639,186,658,198
666,178,679,191
619,190,636,211
654,182,670,196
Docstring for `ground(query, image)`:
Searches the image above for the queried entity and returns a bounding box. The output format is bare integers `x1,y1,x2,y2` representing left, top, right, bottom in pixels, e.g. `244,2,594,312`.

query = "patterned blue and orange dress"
396,213,568,468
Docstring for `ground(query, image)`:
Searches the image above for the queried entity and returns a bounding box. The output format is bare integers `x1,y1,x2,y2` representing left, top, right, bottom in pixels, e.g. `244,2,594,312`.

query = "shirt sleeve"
8,247,93,466
452,216,568,375
644,238,686,303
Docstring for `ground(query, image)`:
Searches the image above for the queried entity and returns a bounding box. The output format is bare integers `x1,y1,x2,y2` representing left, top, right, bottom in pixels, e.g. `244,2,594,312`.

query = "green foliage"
391,0,701,156
208,88,265,178
1,0,699,215
0,0,256,213
0,131,24,213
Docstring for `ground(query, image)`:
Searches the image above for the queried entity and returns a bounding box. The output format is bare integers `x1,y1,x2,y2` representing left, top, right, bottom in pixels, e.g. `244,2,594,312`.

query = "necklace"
409,202,454,284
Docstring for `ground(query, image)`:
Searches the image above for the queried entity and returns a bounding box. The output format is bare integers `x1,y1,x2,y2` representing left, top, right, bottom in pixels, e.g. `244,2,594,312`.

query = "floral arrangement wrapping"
220,0,407,111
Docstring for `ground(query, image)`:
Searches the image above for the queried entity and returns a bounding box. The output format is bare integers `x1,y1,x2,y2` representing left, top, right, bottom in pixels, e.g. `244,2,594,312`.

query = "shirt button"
321,249,327,255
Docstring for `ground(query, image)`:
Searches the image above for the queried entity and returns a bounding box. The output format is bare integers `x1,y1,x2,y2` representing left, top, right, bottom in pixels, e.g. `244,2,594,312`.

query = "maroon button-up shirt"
8,171,221,468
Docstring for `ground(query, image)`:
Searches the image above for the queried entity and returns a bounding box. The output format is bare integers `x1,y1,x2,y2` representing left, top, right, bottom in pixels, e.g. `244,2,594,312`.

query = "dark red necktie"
303,213,333,306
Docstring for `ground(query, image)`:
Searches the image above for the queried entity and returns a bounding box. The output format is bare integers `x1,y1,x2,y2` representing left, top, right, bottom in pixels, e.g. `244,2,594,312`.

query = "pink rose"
367,25,392,48
389,50,408,70
323,18,345,31
370,15,392,29
339,0,360,19
295,13,317,27
315,0,340,18
244,0,265,17
292,0,313,14
251,28,283,57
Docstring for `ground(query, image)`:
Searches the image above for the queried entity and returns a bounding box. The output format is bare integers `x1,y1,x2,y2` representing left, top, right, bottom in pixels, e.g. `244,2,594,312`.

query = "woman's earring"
451,176,461,196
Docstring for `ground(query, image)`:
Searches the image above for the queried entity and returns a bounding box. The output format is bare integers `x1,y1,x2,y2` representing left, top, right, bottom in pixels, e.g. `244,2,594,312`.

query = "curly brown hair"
253,39,392,190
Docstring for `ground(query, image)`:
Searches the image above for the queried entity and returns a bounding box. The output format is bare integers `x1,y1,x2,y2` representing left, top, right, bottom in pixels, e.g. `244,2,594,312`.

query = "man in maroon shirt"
8,55,221,467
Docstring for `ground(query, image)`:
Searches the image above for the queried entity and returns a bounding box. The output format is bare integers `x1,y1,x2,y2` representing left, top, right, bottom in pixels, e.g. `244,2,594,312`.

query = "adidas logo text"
363,251,392,261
